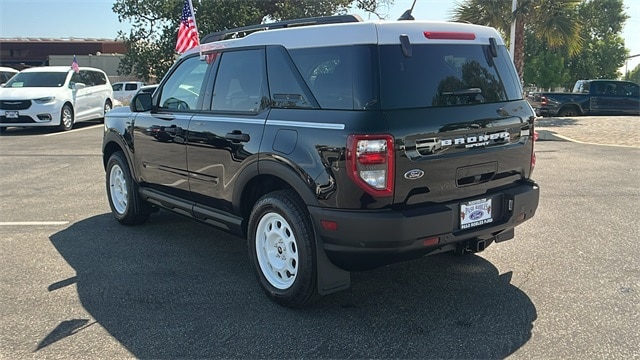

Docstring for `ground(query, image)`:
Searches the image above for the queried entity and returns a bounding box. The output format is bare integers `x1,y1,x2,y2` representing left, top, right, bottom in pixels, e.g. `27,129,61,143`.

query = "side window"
125,83,138,91
70,72,83,85
266,46,315,109
112,83,123,91
289,46,354,110
93,71,107,86
159,55,209,111
211,49,267,112
79,70,95,87
627,83,640,97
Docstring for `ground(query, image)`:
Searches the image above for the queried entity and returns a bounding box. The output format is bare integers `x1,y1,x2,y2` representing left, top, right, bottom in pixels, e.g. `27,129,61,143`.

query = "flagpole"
187,0,202,59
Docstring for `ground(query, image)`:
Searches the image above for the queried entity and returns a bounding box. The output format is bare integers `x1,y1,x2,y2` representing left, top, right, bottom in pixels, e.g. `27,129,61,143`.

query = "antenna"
398,0,418,21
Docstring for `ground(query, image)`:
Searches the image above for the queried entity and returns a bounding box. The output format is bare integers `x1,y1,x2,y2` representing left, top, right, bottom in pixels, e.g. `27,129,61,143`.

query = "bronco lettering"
441,131,510,147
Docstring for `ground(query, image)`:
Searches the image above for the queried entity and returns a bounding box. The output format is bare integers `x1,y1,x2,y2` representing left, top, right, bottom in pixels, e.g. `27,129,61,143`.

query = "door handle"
225,131,250,142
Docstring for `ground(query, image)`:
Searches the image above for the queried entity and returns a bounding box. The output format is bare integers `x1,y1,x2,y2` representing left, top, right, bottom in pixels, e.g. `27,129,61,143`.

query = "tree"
628,64,640,84
451,0,582,83
565,0,628,86
523,31,571,90
113,0,392,82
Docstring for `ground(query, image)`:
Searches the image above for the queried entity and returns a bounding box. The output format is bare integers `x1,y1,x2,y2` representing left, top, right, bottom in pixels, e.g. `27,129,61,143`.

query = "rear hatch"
377,40,535,207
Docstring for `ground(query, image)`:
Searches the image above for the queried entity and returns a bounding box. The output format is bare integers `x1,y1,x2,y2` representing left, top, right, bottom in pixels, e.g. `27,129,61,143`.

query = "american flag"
175,0,199,54
71,55,80,73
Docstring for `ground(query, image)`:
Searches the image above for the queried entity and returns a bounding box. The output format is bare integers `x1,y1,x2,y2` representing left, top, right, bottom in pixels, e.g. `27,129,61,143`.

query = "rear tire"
248,190,318,308
106,151,151,225
103,100,112,118
58,104,74,131
558,106,580,117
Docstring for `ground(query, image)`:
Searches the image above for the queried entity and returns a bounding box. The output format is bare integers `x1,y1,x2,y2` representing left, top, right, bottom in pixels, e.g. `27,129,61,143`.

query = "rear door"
186,48,268,214
378,40,535,210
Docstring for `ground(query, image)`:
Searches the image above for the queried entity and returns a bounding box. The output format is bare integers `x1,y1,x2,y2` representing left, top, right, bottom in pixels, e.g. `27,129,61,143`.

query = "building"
0,38,136,82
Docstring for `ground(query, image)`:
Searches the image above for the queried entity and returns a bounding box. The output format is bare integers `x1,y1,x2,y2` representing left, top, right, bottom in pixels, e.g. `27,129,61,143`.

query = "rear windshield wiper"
441,88,482,96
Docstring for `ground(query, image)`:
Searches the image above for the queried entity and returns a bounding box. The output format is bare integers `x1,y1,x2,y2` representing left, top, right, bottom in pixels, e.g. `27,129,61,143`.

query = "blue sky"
1,0,638,70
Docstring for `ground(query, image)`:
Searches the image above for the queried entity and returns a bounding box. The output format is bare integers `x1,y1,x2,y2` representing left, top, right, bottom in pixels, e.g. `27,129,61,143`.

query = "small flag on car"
71,55,80,74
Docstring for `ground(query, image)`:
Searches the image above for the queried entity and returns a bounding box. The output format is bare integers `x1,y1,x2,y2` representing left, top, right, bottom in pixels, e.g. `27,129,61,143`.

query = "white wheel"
106,151,151,225
248,190,318,307
109,163,128,215
255,212,299,289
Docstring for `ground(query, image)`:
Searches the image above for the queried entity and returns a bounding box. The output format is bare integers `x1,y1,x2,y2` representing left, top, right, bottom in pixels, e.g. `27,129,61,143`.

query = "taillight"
540,96,548,106
346,134,394,197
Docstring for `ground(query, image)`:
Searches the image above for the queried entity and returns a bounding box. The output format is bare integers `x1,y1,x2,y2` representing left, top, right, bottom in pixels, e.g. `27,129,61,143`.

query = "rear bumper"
309,181,539,269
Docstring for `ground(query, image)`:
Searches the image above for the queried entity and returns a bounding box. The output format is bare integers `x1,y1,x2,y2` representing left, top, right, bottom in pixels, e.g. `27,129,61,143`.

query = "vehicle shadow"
49,212,536,359
0,120,102,136
535,116,579,127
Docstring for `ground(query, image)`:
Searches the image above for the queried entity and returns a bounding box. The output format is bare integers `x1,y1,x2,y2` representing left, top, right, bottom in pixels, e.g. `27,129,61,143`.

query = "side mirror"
70,82,86,90
131,92,153,112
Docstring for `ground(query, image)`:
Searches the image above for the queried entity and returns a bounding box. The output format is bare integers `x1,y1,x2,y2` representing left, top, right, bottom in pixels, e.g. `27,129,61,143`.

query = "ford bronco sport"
103,15,539,307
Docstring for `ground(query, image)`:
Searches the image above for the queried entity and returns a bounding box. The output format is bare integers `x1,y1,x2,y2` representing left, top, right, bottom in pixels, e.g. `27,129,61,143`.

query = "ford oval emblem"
404,169,424,180
470,210,485,221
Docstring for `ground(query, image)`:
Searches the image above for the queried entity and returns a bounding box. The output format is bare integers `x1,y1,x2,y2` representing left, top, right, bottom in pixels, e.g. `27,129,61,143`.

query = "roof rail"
201,14,363,44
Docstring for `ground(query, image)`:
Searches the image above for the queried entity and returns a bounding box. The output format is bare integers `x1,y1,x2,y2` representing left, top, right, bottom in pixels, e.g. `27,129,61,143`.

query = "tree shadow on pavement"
49,212,536,359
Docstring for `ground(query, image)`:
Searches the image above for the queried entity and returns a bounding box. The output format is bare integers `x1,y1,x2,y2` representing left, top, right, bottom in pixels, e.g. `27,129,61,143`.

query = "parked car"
0,66,113,133
103,15,539,307
0,66,18,85
530,79,639,117
112,81,145,104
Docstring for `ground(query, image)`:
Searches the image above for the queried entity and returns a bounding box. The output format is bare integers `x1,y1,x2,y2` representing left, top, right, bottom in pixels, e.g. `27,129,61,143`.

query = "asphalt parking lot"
1,119,639,359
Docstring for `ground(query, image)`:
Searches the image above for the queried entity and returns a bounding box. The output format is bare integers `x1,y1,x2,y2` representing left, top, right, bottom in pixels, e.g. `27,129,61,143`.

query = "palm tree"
451,0,582,83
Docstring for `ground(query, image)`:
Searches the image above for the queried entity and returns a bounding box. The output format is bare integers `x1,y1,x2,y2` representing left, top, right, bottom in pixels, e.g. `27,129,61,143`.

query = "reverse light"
34,96,55,104
347,134,394,197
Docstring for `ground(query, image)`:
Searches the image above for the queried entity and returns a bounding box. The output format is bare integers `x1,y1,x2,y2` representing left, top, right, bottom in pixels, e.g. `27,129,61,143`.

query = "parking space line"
0,221,70,226
44,124,103,137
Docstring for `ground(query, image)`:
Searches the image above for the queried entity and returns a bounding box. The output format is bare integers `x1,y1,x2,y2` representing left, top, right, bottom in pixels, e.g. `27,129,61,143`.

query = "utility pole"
509,0,517,62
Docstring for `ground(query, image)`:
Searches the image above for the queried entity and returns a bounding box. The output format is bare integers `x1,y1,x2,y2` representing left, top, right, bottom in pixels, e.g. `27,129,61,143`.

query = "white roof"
20,66,106,73
197,20,504,54
0,66,18,73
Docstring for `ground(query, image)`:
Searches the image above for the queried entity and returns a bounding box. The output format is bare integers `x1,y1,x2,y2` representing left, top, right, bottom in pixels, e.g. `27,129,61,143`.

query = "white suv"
0,66,18,84
0,66,113,133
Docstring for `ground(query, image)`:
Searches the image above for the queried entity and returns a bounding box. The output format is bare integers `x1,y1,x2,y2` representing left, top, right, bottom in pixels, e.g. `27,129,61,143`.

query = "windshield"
4,72,68,88
379,44,522,109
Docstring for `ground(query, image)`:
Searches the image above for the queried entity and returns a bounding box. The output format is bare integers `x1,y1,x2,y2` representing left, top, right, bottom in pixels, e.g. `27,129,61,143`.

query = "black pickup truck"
530,79,639,117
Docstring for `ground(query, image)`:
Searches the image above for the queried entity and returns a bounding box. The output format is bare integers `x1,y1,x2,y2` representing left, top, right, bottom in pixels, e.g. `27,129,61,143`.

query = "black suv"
103,15,539,307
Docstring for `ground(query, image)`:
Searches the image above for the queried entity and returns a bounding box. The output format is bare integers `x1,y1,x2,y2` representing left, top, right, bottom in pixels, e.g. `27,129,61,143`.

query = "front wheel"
58,104,74,131
106,151,151,225
248,190,318,308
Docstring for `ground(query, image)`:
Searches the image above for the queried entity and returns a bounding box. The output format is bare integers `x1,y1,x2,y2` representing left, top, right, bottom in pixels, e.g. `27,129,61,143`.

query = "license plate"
460,198,493,229
5,111,18,119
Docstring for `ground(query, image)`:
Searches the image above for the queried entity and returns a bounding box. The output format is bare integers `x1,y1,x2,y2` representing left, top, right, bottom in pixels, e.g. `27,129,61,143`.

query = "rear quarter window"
289,45,378,110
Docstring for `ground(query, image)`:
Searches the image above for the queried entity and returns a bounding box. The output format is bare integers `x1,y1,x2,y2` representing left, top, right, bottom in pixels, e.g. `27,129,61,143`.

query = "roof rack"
201,14,363,43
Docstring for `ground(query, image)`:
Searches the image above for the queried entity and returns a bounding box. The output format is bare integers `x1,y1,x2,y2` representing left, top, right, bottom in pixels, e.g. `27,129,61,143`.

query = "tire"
248,190,318,307
106,151,151,225
558,106,579,117
58,104,74,131
103,100,112,117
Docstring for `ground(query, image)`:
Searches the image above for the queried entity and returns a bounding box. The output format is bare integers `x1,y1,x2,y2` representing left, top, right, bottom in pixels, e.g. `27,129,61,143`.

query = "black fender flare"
231,157,321,215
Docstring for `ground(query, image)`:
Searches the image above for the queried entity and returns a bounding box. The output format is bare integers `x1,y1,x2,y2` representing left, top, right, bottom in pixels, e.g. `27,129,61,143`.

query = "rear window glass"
379,44,522,109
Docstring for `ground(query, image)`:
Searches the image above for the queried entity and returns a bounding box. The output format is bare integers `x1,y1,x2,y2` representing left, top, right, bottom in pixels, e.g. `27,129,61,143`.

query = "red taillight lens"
424,31,476,40
347,134,394,197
